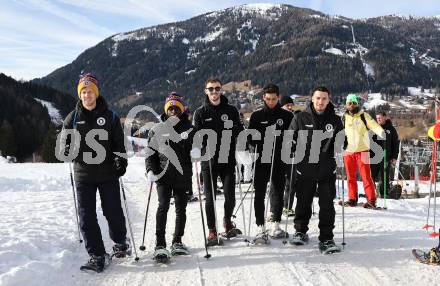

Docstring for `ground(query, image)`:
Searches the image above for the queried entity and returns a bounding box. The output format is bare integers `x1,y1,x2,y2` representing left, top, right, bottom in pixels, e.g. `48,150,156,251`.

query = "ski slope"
0,157,439,286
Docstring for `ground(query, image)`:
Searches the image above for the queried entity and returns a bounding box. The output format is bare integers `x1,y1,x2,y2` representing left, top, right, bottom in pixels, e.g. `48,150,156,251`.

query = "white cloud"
57,0,203,24
17,0,112,35
0,1,113,79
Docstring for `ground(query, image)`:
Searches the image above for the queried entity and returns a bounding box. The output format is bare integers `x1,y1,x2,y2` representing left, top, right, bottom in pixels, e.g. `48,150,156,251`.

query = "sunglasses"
206,87,221,92
167,106,181,112
347,102,358,106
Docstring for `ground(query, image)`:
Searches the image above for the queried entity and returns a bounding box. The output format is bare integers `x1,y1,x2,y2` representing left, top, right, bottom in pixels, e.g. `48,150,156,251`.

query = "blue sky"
1,0,439,80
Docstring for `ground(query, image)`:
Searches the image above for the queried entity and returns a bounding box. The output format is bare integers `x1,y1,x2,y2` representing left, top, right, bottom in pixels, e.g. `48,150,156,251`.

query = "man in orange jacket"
343,94,384,208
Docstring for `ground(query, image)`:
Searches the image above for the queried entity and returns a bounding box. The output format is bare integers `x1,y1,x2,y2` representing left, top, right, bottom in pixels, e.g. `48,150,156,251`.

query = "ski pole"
236,165,247,236
139,180,153,251
422,156,436,232
195,162,211,259
232,183,253,219
438,228,440,245
432,145,439,237
247,146,258,237
207,144,220,245
119,178,139,261
336,171,344,202
383,147,388,210
341,164,346,248
283,155,295,245
424,143,436,231
263,136,277,231
69,162,82,243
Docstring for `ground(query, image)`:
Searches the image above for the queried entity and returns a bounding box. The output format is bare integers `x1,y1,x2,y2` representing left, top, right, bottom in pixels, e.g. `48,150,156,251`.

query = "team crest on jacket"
325,124,334,132
277,119,284,126
181,131,188,139
97,117,106,126
221,114,228,121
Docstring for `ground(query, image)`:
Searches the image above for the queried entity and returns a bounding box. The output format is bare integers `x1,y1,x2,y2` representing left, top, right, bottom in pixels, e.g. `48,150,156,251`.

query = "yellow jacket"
344,111,384,152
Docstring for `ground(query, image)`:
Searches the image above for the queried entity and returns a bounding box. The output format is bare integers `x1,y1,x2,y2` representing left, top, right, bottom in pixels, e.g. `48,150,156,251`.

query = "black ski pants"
202,165,235,230
294,175,336,242
370,161,391,197
283,164,297,210
155,182,188,247
75,179,127,256
253,164,285,226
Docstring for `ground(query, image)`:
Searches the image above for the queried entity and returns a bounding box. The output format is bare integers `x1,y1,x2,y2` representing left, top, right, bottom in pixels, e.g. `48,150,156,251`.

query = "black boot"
80,254,109,273
112,238,131,258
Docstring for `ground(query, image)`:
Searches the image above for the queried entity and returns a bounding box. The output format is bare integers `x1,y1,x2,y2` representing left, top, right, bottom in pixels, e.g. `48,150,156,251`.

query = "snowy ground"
1,157,439,286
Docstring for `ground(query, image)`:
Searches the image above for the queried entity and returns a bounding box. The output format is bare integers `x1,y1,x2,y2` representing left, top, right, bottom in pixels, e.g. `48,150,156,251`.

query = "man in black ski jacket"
370,111,400,198
193,78,244,244
248,84,293,242
59,73,129,272
145,92,195,257
289,86,343,253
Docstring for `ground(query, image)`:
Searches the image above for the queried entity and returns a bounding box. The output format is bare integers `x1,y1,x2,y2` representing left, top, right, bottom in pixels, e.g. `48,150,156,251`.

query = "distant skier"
145,92,195,262
60,73,130,272
248,84,293,243
370,111,399,198
342,94,384,208
288,86,343,253
193,78,244,245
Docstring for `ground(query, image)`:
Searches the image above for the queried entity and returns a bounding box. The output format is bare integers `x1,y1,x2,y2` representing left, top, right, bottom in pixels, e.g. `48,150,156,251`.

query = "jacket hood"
75,96,108,115
382,118,393,129
305,100,335,117
263,102,282,114
204,94,228,108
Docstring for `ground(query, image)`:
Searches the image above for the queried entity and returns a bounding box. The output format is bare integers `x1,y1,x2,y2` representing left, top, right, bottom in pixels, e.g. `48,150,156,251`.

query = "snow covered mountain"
35,3,440,114
34,98,63,126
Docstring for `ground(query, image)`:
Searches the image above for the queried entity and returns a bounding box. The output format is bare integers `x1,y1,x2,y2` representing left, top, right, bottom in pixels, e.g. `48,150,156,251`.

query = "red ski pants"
343,151,376,203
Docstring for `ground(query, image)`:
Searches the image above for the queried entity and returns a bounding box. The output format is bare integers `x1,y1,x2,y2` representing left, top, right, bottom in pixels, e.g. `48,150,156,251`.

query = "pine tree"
0,120,17,156
40,124,59,163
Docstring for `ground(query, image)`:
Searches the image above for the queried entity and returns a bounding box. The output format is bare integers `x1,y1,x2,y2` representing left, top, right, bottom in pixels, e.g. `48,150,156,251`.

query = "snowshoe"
289,232,309,246
283,208,295,217
80,253,111,273
319,240,342,254
187,195,198,203
221,219,242,239
170,242,189,256
412,248,440,265
266,213,275,223
153,246,171,264
251,231,270,245
362,201,382,210
220,228,242,239
206,230,224,247
112,238,132,258
269,222,289,239
338,200,357,207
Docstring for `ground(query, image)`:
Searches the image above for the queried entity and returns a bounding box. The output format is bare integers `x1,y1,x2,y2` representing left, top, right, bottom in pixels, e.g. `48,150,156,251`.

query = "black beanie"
280,96,294,107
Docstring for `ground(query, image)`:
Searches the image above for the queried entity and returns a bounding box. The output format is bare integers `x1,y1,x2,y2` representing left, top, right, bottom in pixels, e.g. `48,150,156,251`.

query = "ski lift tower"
402,145,432,198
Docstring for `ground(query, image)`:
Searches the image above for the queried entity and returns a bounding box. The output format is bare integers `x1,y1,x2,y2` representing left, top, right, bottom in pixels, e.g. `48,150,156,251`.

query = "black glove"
114,157,128,177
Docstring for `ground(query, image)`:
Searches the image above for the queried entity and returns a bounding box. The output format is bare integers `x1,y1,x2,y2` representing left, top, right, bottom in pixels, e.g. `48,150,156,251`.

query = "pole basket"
429,232,440,237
